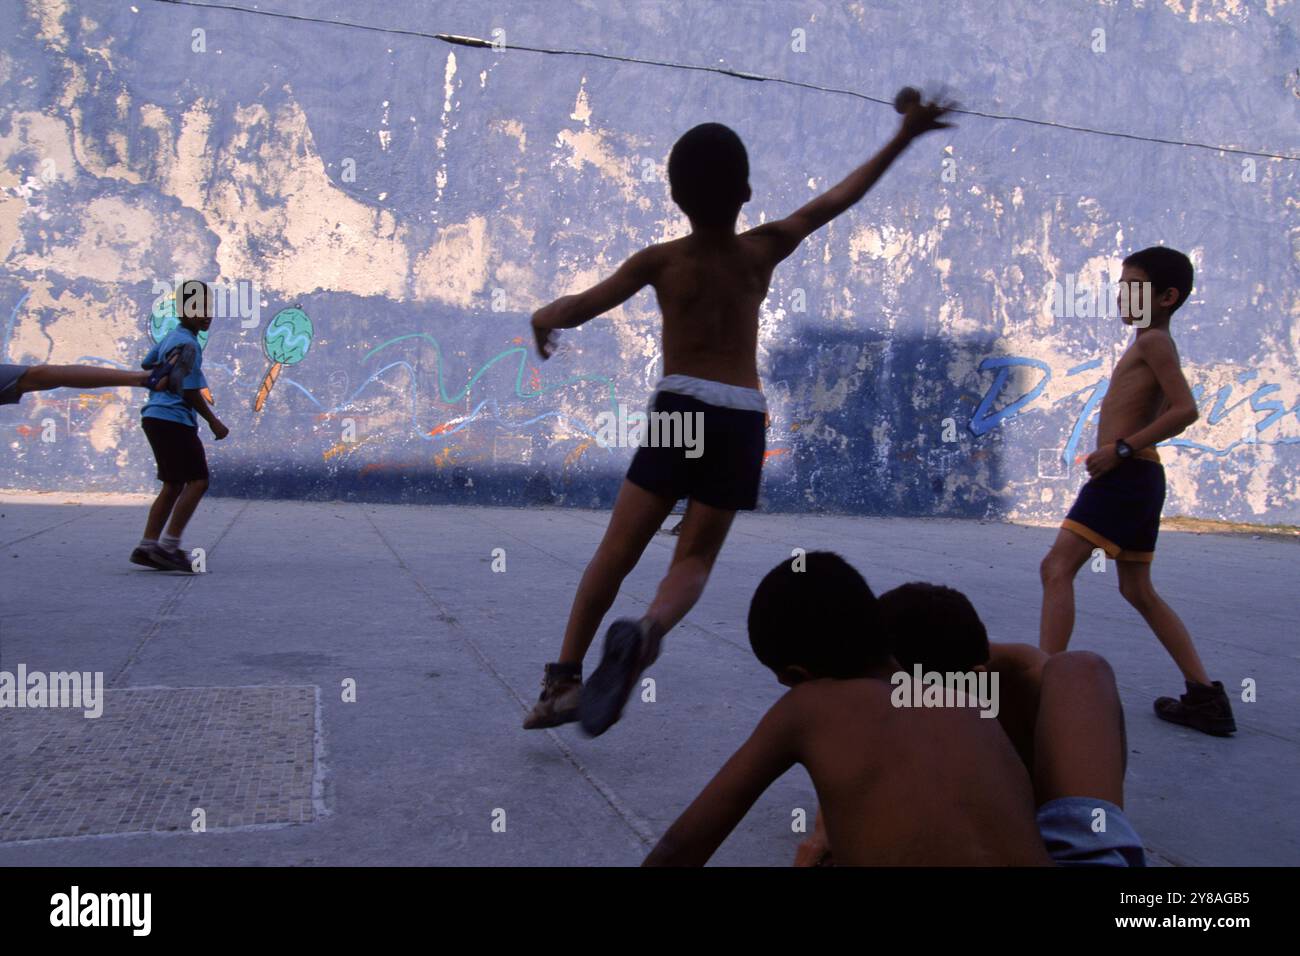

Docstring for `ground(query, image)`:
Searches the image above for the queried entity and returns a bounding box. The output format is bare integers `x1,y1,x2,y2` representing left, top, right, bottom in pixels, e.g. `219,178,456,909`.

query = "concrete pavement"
0,492,1295,866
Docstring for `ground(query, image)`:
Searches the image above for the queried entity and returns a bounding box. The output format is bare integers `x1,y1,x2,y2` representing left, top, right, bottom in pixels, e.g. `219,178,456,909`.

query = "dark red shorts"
141,416,209,483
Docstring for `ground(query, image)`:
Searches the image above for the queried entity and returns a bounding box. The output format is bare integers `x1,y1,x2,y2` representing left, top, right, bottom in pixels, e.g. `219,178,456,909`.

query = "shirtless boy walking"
524,94,954,736
1038,246,1235,737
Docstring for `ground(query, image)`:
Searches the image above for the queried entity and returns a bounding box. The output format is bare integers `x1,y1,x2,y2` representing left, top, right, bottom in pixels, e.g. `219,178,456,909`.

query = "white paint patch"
571,78,592,126
412,216,489,308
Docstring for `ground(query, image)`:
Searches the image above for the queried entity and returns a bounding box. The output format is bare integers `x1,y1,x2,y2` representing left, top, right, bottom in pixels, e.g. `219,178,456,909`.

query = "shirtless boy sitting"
646,553,1144,867
794,581,1047,866
1038,246,1235,737
524,93,954,736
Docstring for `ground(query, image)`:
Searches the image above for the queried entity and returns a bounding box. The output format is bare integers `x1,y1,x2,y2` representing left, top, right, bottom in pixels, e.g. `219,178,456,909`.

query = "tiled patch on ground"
0,686,319,842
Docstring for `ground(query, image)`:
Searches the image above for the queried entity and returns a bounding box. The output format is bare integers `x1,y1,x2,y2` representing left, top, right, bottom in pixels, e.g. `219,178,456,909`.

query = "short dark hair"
667,123,749,227
880,582,989,673
747,551,889,679
176,279,212,320
1123,246,1194,313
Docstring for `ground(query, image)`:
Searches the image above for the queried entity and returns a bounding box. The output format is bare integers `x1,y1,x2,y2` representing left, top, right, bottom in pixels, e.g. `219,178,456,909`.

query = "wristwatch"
1115,439,1133,460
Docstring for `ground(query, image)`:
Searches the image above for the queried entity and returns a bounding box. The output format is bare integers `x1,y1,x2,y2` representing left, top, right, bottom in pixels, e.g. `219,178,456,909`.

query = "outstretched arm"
643,696,798,866
745,94,955,266
530,246,659,358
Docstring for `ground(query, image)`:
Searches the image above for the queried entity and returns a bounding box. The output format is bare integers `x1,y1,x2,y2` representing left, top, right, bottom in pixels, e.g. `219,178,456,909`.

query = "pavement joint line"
466,507,751,657
361,507,656,851
108,499,251,688
0,509,94,550
1143,843,1189,867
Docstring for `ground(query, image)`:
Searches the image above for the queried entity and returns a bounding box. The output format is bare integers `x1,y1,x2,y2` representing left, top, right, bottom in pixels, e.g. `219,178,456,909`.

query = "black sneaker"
579,619,653,738
129,546,165,569
146,543,195,573
1155,680,1236,737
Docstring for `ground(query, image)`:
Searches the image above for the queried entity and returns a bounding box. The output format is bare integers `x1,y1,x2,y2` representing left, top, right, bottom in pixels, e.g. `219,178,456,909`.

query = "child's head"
176,279,214,332
668,123,751,230
1119,246,1193,326
747,551,891,685
879,582,989,673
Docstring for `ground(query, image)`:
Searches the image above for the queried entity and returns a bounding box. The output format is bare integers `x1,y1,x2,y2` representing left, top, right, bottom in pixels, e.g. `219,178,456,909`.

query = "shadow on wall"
46,325,1010,517
762,326,1004,518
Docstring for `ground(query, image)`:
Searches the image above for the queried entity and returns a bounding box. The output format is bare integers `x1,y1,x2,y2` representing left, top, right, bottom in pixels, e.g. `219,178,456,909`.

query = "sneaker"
522,663,583,730
146,542,195,573
144,356,177,392
579,619,656,738
159,342,197,395
1154,680,1236,737
129,546,165,569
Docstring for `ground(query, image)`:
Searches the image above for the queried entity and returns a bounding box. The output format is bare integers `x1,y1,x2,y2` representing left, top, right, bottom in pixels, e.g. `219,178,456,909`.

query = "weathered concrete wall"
2,0,1298,523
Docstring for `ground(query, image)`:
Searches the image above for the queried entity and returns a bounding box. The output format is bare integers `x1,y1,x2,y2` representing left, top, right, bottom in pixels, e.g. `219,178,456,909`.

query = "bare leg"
1117,560,1211,685
163,478,209,540
144,482,184,540
1038,528,1095,654
640,497,735,659
575,495,736,737
1033,651,1127,807
557,480,676,665
18,364,149,393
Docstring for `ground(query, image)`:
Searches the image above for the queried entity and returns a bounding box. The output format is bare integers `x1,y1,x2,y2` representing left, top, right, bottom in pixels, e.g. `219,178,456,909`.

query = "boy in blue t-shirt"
132,280,229,573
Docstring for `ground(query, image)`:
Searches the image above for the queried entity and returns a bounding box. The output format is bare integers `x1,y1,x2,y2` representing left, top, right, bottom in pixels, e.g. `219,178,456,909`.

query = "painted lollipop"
253,306,313,411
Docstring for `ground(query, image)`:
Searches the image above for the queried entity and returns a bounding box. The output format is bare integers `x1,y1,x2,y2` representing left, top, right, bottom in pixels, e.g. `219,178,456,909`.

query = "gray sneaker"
161,342,197,394
146,543,194,573
522,663,582,729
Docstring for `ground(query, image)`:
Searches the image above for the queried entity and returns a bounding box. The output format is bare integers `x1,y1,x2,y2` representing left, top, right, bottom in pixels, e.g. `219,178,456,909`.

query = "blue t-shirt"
141,327,207,427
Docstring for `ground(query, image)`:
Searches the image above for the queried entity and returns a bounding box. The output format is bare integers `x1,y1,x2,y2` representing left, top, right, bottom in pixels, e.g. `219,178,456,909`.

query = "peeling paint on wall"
2,0,1298,524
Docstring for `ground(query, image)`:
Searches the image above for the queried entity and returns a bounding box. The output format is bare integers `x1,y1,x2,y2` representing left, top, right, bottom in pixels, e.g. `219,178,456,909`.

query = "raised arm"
745,94,955,266
530,246,660,358
643,696,798,866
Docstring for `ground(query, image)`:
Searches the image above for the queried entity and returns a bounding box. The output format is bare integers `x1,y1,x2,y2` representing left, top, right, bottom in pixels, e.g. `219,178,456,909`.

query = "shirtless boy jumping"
524,93,954,736
1038,246,1235,737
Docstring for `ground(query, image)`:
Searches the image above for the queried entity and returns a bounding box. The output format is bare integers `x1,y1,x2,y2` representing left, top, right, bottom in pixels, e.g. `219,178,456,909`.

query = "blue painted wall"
2,0,1298,524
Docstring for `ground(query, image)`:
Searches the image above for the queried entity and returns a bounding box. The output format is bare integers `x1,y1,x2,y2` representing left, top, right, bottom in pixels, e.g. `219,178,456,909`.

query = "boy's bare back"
638,230,787,389
645,669,1053,866
787,678,1051,865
